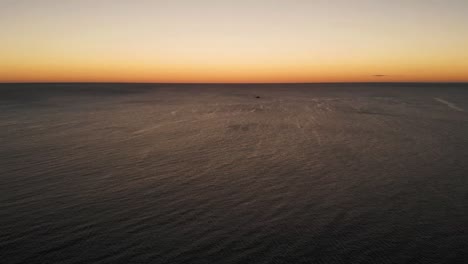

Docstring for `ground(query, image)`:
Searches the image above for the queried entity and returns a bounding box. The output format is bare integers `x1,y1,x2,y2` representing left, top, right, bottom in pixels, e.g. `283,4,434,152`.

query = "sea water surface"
1,83,467,263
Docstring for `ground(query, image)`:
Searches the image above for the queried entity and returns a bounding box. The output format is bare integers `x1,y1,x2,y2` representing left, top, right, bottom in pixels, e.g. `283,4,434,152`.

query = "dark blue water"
1,83,467,263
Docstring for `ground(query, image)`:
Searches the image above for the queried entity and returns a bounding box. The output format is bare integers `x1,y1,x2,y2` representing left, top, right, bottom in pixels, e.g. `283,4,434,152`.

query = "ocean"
1,83,467,263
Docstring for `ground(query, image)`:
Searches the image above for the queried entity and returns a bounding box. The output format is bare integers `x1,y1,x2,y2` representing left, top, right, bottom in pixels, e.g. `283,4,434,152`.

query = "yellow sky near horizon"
1,0,468,83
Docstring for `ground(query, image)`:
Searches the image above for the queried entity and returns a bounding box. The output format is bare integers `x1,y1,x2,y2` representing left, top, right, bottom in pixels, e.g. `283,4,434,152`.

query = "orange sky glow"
1,0,467,83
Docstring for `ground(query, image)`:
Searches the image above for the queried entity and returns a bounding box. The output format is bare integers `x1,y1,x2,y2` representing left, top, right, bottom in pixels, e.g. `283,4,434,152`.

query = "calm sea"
1,83,467,263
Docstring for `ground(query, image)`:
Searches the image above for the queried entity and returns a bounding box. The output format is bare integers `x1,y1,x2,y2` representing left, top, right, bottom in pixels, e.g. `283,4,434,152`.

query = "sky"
1,0,467,83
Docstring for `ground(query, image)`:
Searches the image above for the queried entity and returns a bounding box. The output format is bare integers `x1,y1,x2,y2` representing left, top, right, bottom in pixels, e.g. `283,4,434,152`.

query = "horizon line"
1,81,468,85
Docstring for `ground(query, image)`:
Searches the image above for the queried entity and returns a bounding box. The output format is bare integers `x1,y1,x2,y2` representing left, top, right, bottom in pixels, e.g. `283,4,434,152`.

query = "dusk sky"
1,0,467,83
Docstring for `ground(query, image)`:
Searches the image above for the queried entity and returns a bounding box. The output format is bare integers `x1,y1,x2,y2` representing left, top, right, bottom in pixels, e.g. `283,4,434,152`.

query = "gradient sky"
1,0,467,83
